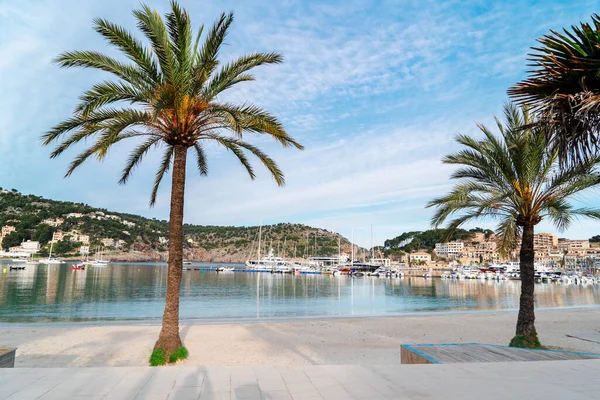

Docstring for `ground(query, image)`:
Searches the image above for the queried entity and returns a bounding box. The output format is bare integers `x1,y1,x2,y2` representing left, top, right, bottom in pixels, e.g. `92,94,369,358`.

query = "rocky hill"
0,188,356,262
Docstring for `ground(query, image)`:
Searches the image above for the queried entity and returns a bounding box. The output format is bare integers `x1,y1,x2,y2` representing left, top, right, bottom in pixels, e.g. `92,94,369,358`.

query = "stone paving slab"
2,360,600,399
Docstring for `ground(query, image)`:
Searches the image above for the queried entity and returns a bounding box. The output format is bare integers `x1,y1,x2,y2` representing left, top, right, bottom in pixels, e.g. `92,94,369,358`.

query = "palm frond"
192,143,208,176
54,51,149,87
120,137,163,184
150,146,174,206
133,4,177,84
204,52,283,99
508,13,600,164
93,17,160,82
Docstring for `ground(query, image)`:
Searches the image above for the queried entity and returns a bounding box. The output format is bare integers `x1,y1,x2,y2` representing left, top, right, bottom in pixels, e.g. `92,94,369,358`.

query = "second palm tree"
427,103,600,347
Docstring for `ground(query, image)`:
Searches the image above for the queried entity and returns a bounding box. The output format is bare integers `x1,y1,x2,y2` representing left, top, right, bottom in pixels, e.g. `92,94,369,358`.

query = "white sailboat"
90,247,109,266
41,242,65,264
25,256,40,265
245,222,293,272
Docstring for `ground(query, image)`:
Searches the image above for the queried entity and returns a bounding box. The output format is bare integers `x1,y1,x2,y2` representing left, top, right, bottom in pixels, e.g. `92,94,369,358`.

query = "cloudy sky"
1,0,599,247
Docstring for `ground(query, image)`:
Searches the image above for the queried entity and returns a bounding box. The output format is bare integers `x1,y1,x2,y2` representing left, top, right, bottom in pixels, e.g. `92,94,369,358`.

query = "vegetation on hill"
382,227,493,257
0,189,353,259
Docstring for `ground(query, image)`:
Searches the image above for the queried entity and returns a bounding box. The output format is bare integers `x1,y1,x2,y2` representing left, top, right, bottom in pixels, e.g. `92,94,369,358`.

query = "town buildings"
432,232,598,270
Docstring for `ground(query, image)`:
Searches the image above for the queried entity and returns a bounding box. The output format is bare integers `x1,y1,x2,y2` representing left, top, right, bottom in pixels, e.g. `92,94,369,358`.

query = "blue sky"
1,0,599,247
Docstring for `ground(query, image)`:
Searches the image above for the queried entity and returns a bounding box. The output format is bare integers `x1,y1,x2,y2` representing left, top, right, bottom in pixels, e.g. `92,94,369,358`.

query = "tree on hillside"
1,231,29,250
42,1,303,361
32,224,54,245
427,103,600,348
508,14,600,164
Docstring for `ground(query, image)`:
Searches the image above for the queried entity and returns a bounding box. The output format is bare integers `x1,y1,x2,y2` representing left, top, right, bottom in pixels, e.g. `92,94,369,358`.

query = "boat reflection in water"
0,262,598,323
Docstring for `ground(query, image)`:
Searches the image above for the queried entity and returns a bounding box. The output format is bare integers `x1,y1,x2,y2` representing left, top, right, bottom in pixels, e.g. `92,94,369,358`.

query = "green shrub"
509,333,541,349
169,346,189,363
149,348,167,366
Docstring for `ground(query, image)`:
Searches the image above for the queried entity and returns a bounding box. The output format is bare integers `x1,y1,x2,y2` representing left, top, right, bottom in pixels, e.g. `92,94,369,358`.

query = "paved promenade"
1,359,600,400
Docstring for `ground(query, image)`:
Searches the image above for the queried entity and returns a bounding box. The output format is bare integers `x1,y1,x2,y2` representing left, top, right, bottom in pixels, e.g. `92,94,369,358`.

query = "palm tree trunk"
516,223,536,336
154,145,187,356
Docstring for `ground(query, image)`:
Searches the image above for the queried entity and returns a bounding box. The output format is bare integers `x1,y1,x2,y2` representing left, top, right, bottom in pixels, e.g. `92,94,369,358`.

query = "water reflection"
0,262,598,322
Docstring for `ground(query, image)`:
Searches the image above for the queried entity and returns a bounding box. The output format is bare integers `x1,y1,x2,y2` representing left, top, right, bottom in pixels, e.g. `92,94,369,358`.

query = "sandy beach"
2,307,599,368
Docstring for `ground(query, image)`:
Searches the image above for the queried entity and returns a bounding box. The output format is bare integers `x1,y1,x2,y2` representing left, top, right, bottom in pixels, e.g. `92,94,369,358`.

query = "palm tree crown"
427,103,600,255
42,1,303,203
508,14,600,164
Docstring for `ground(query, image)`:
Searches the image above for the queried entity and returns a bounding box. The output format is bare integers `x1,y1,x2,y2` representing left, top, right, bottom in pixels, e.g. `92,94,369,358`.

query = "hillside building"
0,225,16,239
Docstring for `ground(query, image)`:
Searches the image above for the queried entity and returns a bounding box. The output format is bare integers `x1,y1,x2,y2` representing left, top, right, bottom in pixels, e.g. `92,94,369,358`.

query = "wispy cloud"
1,0,599,246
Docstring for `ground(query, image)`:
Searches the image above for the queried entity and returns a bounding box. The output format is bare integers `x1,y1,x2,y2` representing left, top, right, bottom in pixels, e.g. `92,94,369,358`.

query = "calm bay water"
0,262,599,323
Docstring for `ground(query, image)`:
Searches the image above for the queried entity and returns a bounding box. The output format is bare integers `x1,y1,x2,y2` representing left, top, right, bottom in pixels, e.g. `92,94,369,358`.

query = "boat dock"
401,343,600,364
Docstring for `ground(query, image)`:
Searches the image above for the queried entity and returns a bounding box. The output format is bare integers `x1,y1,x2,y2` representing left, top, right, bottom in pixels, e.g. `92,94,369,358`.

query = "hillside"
382,227,495,258
0,188,355,262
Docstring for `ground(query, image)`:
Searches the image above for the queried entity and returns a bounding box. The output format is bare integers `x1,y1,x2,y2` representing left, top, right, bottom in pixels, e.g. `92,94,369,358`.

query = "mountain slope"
0,188,355,262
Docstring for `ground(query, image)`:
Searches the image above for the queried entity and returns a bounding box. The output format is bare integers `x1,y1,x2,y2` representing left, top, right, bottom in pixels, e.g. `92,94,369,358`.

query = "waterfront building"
559,240,590,254
434,241,464,259
8,240,40,255
534,233,558,249
409,251,431,264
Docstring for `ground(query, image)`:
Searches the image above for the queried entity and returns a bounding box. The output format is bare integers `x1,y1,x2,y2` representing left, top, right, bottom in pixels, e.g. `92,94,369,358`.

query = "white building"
65,213,84,219
434,241,464,259
42,218,64,227
8,240,40,255
101,238,115,247
21,240,40,253
80,245,90,255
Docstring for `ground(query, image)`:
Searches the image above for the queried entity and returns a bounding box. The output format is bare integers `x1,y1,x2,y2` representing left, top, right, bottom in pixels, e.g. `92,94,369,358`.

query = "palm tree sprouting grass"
427,103,600,348
42,1,303,362
508,13,600,164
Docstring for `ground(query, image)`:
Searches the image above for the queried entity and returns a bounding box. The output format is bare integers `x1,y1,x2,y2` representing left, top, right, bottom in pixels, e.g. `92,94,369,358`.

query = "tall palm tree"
42,1,303,357
508,14,600,164
427,103,600,346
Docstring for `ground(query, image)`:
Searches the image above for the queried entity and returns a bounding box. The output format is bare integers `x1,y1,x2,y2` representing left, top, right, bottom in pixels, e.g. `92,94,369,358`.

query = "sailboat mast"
371,225,374,260
49,241,53,258
338,236,341,267
351,228,354,264
257,221,262,261
283,237,287,258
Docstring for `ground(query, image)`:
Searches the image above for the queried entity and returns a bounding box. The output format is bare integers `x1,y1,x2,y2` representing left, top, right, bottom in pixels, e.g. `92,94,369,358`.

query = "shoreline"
3,304,600,328
3,307,600,367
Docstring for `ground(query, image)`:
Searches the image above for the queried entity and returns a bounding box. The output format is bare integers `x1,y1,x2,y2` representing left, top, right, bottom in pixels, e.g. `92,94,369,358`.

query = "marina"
1,261,599,323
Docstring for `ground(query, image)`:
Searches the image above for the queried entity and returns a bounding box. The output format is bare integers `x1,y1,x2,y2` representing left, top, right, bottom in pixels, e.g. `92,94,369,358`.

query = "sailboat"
41,241,65,264
90,247,109,266
25,256,40,265
245,222,294,272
